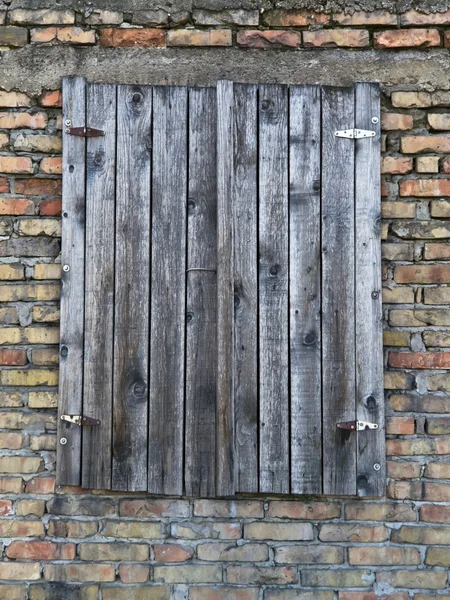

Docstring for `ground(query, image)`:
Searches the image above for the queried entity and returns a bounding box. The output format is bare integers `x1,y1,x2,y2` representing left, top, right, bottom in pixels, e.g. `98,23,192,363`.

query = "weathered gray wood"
185,87,217,497
57,76,86,486
258,84,289,494
233,83,258,493
112,85,151,491
216,80,236,496
355,82,384,497
82,83,116,490
149,86,187,495
322,86,357,496
289,85,322,495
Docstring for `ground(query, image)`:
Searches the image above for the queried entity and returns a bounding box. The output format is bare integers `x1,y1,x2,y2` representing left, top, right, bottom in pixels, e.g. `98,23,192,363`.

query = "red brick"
237,30,300,49
0,112,47,129
394,265,450,283
40,157,62,175
25,476,55,493
442,156,450,173
100,28,166,47
389,352,450,369
425,482,450,501
400,179,450,197
0,157,33,174
375,29,441,48
333,10,396,25
401,9,450,25
154,543,194,562
263,9,329,26
6,540,75,560
0,198,34,215
420,504,450,522
0,349,27,366
39,198,62,216
381,157,413,174
339,594,408,600
0,499,13,515
0,177,9,193
381,113,414,131
15,179,61,196
401,135,450,153
40,90,61,107
386,416,415,434
446,31,450,48
304,29,369,48
118,563,149,583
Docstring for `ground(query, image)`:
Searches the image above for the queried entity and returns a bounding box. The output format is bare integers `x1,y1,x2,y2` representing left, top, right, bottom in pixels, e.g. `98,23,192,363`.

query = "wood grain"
57,76,86,486
258,84,289,494
112,85,151,491
185,87,217,497
149,86,187,495
355,82,385,497
289,85,322,494
82,83,116,490
321,86,357,496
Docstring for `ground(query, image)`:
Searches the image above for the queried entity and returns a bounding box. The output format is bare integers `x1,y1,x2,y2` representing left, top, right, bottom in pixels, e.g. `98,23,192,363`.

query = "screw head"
371,290,379,299
62,264,70,272
373,463,381,471
60,437,67,445
64,119,71,127
372,116,379,124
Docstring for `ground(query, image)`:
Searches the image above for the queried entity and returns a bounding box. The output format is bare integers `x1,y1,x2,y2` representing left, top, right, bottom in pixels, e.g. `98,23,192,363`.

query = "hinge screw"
371,290,379,299
372,117,379,124
373,463,381,471
65,119,71,127
60,437,67,445
62,265,70,272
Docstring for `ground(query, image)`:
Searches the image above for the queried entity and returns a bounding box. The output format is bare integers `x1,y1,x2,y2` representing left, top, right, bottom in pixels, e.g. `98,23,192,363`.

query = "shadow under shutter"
58,79,384,497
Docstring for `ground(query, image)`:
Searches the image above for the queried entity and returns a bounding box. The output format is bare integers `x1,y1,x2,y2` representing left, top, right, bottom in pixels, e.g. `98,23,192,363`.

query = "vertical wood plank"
112,85,151,491
233,84,258,493
185,87,217,498
289,86,322,495
57,76,86,486
149,86,187,496
355,83,385,497
82,84,116,490
321,86,357,496
216,80,236,496
258,84,289,494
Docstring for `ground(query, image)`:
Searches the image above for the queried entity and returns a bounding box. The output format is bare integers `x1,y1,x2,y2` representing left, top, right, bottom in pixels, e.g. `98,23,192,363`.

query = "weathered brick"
383,331,411,347
39,158,62,175
267,501,340,520
0,112,46,129
375,29,441,48
198,542,268,562
153,543,193,562
101,520,165,539
86,10,123,25
387,460,422,479
390,309,450,326
117,564,149,583
0,520,44,537
388,480,421,501
0,92,31,108
381,157,413,174
244,522,313,541
0,284,60,302
428,113,450,130
0,499,13,515
304,29,369,48
395,265,450,283
30,28,57,43
333,10,396,25
0,237,60,257
193,10,259,26
386,416,415,433
376,570,447,590
47,496,116,516
13,134,61,154
10,9,74,25
389,351,450,369
15,178,61,196
29,391,58,408
28,583,99,600
0,391,23,407
0,563,40,581
6,540,75,560
132,10,169,25
0,307,19,324
266,593,333,600
29,432,57,448
425,482,450,501
102,589,169,600
44,564,115,583
401,135,450,153
319,524,388,542
0,431,24,448
387,437,450,455
262,9,329,26
100,28,166,47
0,477,22,493
0,198,31,216
18,218,61,237
0,456,43,473
237,30,300,48
381,201,415,218
39,198,61,216
0,411,56,430
153,565,222,583
349,546,420,565
382,287,414,304
120,499,189,518
57,28,96,45
0,156,33,174
25,476,55,493
400,179,450,197
401,9,450,25
0,264,25,280
426,547,450,566
40,91,61,107
384,372,415,389
390,393,450,412
428,373,450,391
79,542,148,561
32,307,60,323
33,263,61,280
425,462,450,478
0,27,28,47
424,287,450,304
416,156,440,173
0,585,26,600
194,500,263,518
190,589,259,600
382,113,414,130
47,518,98,538
302,570,373,588
227,566,296,585
0,349,26,366
172,521,240,540
274,545,343,565
420,504,450,523
431,199,450,218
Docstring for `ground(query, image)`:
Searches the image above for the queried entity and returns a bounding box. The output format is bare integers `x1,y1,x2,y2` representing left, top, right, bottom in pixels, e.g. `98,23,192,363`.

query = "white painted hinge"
335,129,376,139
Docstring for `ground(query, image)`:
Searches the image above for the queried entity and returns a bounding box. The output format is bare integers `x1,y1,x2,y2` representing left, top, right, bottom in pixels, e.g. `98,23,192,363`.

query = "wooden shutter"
57,78,384,497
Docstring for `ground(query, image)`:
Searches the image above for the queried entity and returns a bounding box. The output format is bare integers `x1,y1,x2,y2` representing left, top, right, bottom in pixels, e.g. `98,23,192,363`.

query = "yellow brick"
0,369,58,386
383,287,415,304
24,327,59,344
32,305,60,322
0,456,43,473
383,330,411,347
0,283,60,302
381,201,416,219
28,391,57,408
416,156,440,173
0,328,22,344
31,348,59,366
33,263,61,280
0,264,24,280
17,218,61,237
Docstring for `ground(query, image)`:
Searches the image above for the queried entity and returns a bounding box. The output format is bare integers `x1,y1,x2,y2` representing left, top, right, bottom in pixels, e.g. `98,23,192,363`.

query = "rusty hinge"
337,420,378,431
65,123,104,137
61,415,101,426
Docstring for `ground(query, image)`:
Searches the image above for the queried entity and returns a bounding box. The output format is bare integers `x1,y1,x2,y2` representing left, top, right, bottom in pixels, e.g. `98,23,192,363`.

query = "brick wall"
1,4,450,600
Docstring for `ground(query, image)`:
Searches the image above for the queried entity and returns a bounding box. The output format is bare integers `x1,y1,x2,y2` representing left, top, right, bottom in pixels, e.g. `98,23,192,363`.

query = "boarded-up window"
58,78,384,497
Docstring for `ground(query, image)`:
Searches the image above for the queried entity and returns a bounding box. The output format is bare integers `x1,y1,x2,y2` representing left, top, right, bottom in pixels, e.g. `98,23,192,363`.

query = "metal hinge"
335,129,376,139
61,415,101,426
337,420,378,431
65,126,104,137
